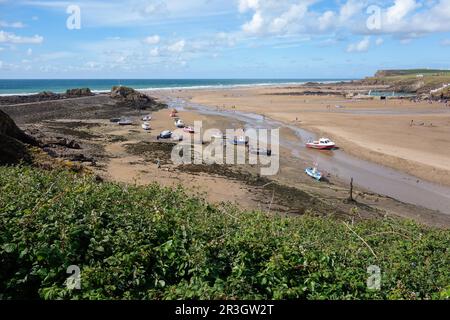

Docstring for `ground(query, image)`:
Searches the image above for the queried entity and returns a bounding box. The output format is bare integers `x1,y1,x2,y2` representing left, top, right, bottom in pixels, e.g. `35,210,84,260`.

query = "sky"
0,0,450,79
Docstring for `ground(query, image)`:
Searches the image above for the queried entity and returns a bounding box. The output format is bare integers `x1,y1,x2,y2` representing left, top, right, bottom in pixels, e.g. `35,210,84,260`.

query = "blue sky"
0,0,450,79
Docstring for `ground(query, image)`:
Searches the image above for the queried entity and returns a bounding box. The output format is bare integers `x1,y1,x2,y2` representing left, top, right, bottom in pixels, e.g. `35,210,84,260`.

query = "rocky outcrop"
0,88,94,106
0,110,38,164
110,86,166,110
65,88,93,97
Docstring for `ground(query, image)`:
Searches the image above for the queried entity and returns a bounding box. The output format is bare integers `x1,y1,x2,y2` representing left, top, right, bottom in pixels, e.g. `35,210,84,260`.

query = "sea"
0,79,350,96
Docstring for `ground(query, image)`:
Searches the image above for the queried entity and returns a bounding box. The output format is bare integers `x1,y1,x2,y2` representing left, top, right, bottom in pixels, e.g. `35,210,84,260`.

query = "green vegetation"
1,166,449,300
364,70,450,94
375,69,450,77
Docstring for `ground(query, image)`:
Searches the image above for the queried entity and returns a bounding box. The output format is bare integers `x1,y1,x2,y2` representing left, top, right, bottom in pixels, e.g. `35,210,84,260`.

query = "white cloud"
340,0,366,22
347,36,370,52
144,35,160,45
0,30,43,44
386,0,420,24
243,12,263,33
239,0,260,13
441,39,450,46
167,40,185,53
0,60,3,69
269,3,310,34
150,47,160,57
318,11,336,31
0,20,26,28
27,48,33,56
375,37,384,46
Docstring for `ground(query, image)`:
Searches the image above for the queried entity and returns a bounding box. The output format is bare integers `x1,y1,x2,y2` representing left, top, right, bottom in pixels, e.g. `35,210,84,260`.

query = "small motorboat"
175,119,185,128
157,130,172,139
249,147,272,156
306,138,335,150
233,136,249,145
183,126,195,133
141,122,151,131
118,118,133,126
305,167,322,181
142,115,152,121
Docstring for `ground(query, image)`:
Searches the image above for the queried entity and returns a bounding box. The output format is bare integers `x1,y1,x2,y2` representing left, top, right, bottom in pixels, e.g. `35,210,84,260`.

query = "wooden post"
349,177,354,202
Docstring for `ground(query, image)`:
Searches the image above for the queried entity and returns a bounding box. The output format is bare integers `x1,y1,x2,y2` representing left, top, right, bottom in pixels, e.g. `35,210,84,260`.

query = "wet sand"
161,86,450,187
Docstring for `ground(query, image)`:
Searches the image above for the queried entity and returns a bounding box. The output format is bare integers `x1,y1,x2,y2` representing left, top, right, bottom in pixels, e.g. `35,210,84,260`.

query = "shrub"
0,166,448,300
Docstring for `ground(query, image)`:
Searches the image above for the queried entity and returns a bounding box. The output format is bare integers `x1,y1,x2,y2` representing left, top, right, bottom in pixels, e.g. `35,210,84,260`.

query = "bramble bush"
0,166,448,300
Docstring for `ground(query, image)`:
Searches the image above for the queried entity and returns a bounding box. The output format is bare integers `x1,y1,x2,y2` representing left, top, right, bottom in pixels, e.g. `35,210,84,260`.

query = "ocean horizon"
0,79,352,96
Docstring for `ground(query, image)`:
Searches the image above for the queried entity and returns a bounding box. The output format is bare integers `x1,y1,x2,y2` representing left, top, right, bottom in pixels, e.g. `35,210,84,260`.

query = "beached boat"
141,122,151,130
175,119,185,128
157,130,172,139
118,118,133,126
305,167,322,181
142,115,152,121
249,146,272,156
233,136,249,145
183,126,195,133
306,138,335,150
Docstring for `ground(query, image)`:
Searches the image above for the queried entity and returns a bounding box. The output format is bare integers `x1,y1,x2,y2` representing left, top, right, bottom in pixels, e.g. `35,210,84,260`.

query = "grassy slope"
0,166,449,300
364,70,450,94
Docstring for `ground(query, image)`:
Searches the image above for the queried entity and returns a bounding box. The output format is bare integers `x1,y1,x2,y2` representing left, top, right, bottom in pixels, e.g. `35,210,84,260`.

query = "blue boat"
305,167,322,181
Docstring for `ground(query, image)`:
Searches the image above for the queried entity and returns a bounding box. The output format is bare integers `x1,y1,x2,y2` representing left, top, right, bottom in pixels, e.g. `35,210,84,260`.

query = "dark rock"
65,88,93,97
0,134,32,165
110,86,163,110
0,109,38,146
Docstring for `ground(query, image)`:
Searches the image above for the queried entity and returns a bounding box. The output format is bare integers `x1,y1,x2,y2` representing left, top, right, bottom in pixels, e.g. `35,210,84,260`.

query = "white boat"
157,130,172,139
141,122,151,130
306,138,335,150
183,126,195,133
249,147,272,156
305,167,322,181
142,115,152,121
118,118,133,126
175,119,185,128
233,136,249,145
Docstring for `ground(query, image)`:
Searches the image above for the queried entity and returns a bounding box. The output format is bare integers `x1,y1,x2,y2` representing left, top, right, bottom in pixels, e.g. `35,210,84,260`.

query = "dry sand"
168,86,450,187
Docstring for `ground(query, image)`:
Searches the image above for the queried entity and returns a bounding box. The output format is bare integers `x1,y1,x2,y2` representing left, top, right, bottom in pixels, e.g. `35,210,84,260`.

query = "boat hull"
306,143,335,150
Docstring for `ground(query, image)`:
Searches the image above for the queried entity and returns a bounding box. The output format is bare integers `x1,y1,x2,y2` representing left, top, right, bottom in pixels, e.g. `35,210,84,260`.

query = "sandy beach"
165,86,450,187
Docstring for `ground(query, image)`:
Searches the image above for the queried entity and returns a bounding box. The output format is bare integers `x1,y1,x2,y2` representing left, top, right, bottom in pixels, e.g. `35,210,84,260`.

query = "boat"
306,138,335,150
142,115,152,121
305,167,322,181
183,126,195,133
175,119,185,128
233,136,249,145
157,130,172,139
141,122,151,131
249,147,272,156
118,118,133,126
